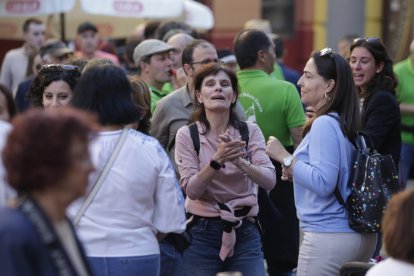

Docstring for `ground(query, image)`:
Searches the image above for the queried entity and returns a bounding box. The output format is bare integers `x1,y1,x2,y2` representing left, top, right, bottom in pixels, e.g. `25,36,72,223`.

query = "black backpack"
328,114,400,232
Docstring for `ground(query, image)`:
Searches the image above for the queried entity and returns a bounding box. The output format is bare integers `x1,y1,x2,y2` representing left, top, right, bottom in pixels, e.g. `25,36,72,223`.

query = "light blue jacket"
293,113,355,232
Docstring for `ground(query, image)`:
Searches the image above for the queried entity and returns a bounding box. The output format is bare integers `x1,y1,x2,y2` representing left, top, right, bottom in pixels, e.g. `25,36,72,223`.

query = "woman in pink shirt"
175,63,276,276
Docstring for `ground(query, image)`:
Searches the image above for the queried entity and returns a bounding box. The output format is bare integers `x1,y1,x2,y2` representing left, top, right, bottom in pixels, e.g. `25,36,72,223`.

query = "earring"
324,91,331,102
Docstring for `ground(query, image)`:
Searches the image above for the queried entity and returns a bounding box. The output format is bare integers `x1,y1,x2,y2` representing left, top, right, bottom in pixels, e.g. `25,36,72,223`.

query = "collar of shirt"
236,69,271,80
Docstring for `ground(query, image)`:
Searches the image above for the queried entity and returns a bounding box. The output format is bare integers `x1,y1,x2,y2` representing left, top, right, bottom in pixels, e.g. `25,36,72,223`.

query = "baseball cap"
40,39,73,58
77,22,98,34
133,39,174,65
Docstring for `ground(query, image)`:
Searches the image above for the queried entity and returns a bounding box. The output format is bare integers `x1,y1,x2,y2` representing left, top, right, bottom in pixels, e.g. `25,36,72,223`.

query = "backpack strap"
189,123,200,156
325,114,348,208
189,121,250,157
238,121,249,151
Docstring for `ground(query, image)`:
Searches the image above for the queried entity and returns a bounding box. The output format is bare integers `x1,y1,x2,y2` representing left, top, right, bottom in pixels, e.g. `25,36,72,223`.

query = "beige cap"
133,39,174,65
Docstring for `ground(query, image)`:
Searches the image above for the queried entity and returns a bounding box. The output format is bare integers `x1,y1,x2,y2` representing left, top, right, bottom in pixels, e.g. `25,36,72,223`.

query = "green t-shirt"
394,57,414,145
272,63,285,81
237,69,305,146
149,85,169,113
162,82,174,94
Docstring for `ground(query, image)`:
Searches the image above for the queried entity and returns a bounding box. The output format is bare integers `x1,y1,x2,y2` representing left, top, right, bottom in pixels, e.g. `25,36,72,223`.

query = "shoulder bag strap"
73,127,129,226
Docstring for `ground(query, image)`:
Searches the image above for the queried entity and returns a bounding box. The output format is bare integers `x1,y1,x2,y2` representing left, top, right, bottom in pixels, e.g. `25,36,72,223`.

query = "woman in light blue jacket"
266,48,376,276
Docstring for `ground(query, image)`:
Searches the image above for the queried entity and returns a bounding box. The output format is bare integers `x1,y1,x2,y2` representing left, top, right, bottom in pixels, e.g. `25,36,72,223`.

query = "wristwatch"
283,156,295,168
210,159,223,170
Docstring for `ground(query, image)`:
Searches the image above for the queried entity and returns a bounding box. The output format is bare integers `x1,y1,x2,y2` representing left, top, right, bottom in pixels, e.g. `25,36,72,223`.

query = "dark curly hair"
29,64,80,107
2,108,96,193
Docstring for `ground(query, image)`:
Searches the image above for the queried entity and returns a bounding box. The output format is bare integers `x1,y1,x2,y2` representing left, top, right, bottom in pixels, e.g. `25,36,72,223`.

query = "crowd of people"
0,17,413,276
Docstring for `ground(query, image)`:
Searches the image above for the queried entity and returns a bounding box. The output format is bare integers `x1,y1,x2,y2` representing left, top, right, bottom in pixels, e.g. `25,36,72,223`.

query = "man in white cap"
133,39,174,112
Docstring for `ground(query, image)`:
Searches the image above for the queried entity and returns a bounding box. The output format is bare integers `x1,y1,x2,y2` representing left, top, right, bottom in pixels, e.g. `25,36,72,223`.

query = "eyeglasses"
191,58,222,66
353,37,380,45
320,47,333,58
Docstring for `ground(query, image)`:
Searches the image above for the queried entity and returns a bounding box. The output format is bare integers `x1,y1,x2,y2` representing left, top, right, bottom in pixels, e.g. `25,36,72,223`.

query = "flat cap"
133,39,174,65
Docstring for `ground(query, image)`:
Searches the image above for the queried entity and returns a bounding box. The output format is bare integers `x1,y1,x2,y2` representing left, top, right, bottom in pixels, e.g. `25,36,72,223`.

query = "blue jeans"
88,255,160,276
159,239,182,276
176,218,265,276
400,143,414,189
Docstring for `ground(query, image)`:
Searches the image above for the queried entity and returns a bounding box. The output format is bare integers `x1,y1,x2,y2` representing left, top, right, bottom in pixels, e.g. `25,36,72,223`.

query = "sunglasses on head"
353,37,380,45
40,64,78,72
320,47,334,58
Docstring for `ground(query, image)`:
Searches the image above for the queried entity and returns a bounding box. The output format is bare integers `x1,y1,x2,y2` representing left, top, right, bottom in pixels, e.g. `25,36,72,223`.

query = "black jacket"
361,89,401,166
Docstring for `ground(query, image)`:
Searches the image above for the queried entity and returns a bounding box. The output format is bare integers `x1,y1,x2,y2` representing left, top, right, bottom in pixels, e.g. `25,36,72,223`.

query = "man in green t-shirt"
394,39,414,189
133,39,174,112
234,29,305,276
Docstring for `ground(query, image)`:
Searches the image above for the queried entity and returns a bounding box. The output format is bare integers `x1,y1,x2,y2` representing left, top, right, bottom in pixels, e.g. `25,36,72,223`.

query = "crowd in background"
0,16,413,276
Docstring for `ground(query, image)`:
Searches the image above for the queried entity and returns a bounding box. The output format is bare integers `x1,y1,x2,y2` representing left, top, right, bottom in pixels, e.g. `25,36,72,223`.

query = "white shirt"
0,46,29,95
366,258,414,276
68,129,186,257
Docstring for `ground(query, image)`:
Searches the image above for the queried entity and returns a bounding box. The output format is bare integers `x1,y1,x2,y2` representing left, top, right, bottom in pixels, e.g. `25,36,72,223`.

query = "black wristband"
209,159,223,170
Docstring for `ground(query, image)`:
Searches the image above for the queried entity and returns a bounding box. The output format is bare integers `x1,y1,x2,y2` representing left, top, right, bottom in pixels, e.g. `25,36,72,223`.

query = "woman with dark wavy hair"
29,64,81,109
0,108,95,275
175,63,275,275
349,38,401,168
350,38,401,258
